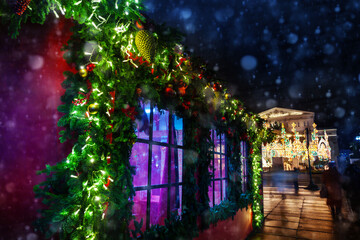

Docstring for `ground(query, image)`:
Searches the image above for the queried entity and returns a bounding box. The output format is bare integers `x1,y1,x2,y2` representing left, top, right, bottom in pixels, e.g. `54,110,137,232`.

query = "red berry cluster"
15,0,31,15
86,63,96,72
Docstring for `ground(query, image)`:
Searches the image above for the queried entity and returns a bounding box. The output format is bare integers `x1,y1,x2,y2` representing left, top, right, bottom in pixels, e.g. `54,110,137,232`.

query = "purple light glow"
130,107,183,229
129,190,147,232
0,17,75,238
151,145,169,185
214,154,220,178
171,148,183,183
221,155,226,179
150,188,167,226
208,130,226,207
153,107,169,143
130,143,149,187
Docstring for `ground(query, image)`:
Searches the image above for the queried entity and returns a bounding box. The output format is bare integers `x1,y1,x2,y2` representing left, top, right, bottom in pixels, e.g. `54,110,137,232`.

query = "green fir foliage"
1,0,275,239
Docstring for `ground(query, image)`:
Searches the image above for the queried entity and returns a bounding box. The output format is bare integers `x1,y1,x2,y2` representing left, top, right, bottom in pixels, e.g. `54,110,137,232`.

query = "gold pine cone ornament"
135,30,157,63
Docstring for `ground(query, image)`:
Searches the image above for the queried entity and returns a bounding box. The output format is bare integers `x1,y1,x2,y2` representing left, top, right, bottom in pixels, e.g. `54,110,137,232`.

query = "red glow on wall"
0,17,75,239
195,207,253,240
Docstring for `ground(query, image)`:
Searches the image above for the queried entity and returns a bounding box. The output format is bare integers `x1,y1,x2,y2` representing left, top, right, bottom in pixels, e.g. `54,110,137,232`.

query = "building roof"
259,107,314,120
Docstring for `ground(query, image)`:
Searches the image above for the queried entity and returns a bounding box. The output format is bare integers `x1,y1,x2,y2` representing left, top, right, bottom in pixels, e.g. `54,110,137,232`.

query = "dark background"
1,0,360,239
145,0,360,149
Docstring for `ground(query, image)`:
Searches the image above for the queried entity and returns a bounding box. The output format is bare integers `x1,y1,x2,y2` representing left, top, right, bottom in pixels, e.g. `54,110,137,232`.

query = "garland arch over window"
1,0,274,239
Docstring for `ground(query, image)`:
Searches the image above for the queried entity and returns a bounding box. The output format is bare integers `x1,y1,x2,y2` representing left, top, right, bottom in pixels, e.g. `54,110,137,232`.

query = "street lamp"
304,127,319,191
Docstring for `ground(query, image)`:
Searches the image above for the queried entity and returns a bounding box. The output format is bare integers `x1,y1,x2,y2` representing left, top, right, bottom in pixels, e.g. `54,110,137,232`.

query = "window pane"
151,145,168,185
172,115,183,146
150,188,167,226
208,181,214,207
221,134,225,153
215,181,221,205
170,186,182,216
222,180,227,201
153,107,169,143
129,190,147,233
209,158,213,180
241,141,247,157
214,154,220,179
171,148,183,183
135,101,150,140
221,155,226,179
130,143,149,187
214,131,221,153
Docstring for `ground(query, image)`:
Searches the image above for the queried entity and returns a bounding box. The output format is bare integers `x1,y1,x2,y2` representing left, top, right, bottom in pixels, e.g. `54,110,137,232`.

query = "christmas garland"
1,0,274,239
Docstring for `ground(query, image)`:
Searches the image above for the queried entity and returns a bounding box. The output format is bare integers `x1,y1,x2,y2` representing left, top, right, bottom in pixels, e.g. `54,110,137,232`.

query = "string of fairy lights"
64,15,266,236
6,0,271,238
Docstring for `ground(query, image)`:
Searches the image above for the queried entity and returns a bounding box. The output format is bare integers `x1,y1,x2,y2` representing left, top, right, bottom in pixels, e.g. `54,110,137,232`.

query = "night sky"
145,0,360,149
1,0,360,238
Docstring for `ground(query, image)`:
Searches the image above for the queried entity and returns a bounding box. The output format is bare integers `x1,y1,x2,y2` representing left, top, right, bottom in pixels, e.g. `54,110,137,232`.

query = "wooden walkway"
250,186,343,240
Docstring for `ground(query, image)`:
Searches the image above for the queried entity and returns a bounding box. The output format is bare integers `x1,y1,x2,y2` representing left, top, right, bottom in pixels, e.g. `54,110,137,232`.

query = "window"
130,101,183,231
208,130,227,207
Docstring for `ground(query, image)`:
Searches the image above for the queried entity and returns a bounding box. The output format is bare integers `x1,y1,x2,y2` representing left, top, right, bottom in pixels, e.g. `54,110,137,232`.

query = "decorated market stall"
1,0,273,239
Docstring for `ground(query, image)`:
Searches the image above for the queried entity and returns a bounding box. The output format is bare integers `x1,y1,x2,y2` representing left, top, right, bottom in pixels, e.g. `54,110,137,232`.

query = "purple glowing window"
171,148,183,183
170,186,182,215
208,180,222,207
150,188,167,226
214,154,220,178
209,130,227,207
221,155,226,179
129,190,147,232
131,106,183,230
213,130,221,153
221,135,225,153
153,107,169,143
214,181,221,205
172,116,183,146
151,145,169,185
135,101,151,140
130,143,149,187
222,180,227,200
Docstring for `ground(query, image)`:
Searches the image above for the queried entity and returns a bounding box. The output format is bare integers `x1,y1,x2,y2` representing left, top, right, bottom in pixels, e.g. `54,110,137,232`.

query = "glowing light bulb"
74,209,80,215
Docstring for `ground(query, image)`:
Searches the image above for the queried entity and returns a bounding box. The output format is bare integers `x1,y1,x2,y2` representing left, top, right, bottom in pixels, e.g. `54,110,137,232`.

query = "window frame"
131,102,252,228
208,130,228,207
132,102,184,229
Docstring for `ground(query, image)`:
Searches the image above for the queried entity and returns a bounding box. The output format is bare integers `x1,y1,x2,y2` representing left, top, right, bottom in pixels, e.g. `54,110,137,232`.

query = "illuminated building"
259,107,338,171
